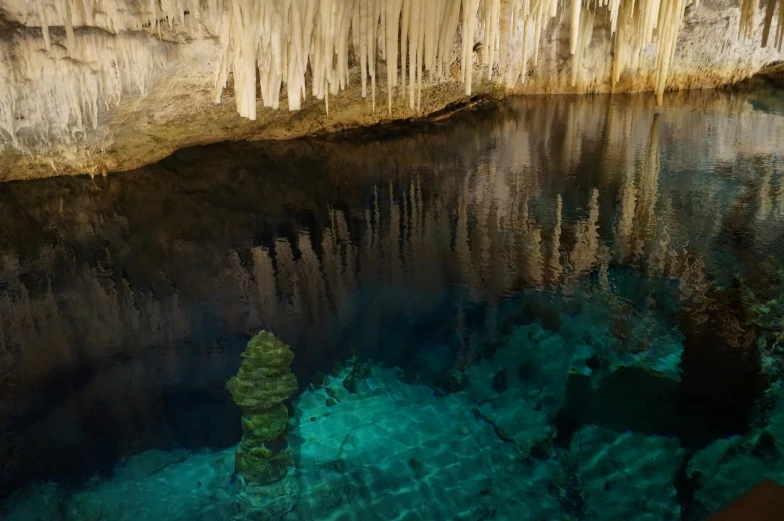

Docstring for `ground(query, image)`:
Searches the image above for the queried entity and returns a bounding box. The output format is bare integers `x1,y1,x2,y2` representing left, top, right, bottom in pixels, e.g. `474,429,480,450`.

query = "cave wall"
0,0,782,181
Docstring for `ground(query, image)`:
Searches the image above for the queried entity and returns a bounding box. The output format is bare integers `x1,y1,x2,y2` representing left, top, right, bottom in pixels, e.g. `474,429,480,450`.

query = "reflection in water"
1,91,784,497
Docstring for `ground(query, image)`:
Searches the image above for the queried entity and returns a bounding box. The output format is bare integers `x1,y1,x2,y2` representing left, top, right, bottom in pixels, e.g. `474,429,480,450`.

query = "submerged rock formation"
226,331,299,485
0,0,783,180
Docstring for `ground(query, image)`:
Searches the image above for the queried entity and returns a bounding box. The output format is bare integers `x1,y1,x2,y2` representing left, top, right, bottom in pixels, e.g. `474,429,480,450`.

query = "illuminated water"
1,88,784,520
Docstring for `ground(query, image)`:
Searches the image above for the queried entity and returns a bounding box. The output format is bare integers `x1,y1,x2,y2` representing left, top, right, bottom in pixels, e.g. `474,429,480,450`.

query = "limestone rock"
569,425,684,520
0,0,782,181
688,383,784,515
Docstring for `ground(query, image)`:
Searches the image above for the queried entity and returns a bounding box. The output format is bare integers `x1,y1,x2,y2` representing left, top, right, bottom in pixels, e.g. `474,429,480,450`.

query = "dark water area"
1,89,784,520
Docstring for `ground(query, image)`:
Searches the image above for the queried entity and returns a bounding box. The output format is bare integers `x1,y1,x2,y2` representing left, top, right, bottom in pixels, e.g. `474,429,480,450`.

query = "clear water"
1,88,784,521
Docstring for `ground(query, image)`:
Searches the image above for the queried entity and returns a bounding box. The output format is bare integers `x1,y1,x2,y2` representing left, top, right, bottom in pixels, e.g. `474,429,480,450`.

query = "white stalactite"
570,0,582,55
0,29,171,146
1,0,783,147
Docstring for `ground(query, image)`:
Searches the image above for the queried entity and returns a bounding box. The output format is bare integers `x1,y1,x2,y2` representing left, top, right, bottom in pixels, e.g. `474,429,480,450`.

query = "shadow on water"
1,89,784,500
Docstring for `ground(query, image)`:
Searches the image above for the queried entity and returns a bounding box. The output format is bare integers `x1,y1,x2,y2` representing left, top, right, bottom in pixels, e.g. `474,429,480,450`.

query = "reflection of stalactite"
486,195,504,305
360,205,375,285
454,305,469,370
332,208,358,296
676,253,712,322
756,159,773,223
528,228,545,288
321,227,350,327
597,243,611,290
419,177,447,295
505,176,521,291
320,227,338,299
616,163,638,262
475,165,493,298
561,102,582,172
488,156,516,298
296,231,328,332
519,198,544,289
411,177,423,270
251,246,279,333
273,238,298,340
455,174,480,298
409,175,433,292
546,195,564,289
385,182,403,282
632,114,661,258
3,91,784,402
774,165,784,218
0,248,189,386
646,198,673,278
227,249,256,332
568,187,601,282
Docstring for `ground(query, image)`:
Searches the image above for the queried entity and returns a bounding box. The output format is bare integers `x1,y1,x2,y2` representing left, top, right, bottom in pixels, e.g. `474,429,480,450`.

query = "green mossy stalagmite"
226,331,298,484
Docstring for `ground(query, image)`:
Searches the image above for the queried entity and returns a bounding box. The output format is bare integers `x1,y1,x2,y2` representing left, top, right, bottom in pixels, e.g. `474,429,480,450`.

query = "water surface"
1,89,784,520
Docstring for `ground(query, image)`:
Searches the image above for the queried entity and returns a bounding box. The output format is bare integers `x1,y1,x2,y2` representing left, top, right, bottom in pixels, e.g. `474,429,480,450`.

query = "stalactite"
461,0,481,96
385,0,402,113
777,0,784,50
760,0,784,50
0,30,171,146
654,0,689,104
571,8,594,87
739,0,759,41
2,0,782,148
570,0,583,55
60,0,75,55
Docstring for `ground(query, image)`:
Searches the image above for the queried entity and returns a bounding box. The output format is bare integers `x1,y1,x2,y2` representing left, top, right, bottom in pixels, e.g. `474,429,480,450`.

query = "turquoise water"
1,88,784,520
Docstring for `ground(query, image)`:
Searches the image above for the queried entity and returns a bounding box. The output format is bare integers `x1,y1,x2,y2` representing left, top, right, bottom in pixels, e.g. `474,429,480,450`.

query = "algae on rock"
226,331,298,485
